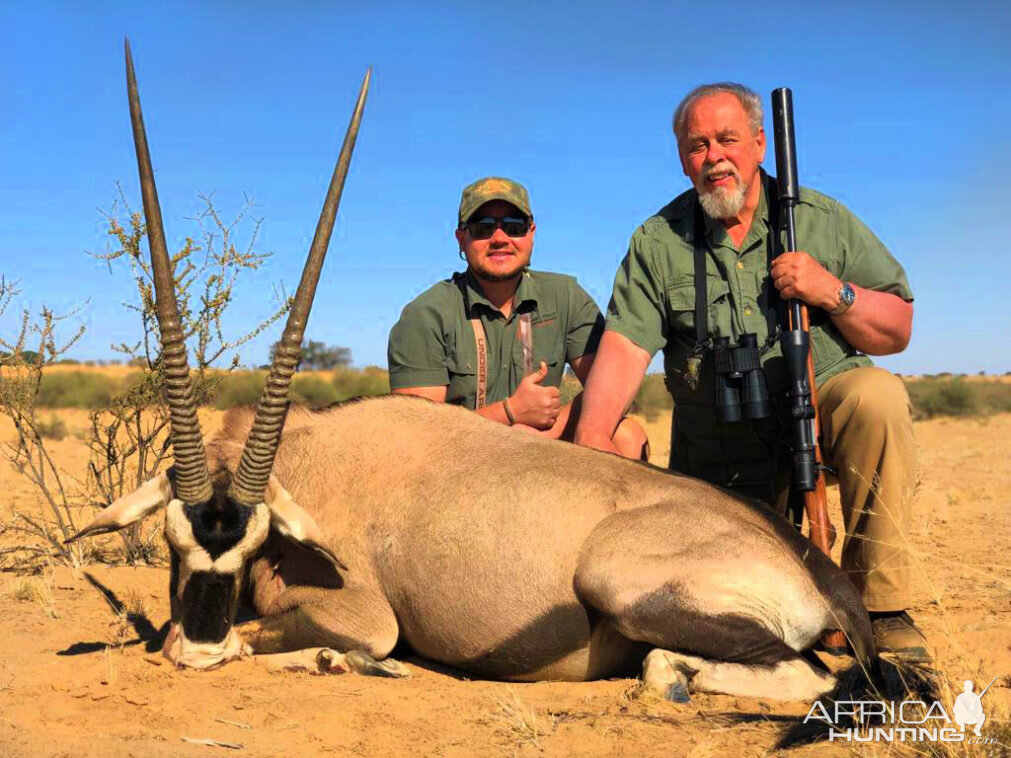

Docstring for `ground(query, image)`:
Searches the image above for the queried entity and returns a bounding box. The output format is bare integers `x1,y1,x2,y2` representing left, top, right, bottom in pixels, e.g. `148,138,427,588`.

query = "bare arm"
569,353,594,385
573,330,651,454
771,251,913,355
829,286,913,356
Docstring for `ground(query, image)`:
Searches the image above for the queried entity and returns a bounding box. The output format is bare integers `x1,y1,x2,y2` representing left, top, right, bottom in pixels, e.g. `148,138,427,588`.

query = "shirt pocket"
531,330,564,383
666,277,731,338
446,347,478,408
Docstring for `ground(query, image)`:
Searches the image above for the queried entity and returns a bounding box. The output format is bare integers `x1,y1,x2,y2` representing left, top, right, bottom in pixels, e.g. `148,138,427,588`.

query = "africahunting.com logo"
803,677,998,744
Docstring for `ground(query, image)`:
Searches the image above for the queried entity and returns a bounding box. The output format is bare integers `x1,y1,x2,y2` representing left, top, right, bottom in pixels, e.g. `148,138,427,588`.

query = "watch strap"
829,282,855,316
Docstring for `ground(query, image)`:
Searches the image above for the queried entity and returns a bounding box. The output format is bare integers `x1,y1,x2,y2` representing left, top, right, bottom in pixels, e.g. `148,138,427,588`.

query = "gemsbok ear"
264,475,346,571
65,471,174,543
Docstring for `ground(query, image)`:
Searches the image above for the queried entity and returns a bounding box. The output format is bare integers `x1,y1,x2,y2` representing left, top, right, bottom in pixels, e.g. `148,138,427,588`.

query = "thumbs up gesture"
509,361,560,429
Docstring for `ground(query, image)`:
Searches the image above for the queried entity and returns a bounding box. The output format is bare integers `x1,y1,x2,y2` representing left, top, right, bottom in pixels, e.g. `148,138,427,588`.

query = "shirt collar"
463,269,538,317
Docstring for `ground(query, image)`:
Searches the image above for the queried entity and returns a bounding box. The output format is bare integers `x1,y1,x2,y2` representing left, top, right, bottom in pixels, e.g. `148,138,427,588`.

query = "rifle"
771,88,846,653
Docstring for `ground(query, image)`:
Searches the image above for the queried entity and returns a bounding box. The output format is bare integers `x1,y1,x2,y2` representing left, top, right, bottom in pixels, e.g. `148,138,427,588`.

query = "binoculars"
713,333,772,423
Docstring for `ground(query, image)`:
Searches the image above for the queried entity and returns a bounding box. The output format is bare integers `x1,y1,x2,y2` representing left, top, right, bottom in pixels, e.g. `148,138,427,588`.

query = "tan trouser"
811,366,917,611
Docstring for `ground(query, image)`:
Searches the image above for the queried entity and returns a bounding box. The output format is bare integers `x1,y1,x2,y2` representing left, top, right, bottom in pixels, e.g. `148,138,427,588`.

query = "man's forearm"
831,286,913,356
476,400,515,426
575,330,652,444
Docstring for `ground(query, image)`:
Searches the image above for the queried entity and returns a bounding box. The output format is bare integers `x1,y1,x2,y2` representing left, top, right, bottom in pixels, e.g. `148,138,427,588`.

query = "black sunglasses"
465,216,531,240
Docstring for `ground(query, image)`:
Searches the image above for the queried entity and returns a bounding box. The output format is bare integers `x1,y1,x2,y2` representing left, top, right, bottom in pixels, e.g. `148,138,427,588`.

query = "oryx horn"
125,39,212,506
228,67,371,506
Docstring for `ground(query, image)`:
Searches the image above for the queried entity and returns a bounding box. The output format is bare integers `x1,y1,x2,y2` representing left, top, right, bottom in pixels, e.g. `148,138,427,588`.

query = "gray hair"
672,83,763,143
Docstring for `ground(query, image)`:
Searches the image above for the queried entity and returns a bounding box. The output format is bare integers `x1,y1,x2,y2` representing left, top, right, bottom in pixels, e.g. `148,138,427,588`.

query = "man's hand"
509,361,560,429
771,251,841,311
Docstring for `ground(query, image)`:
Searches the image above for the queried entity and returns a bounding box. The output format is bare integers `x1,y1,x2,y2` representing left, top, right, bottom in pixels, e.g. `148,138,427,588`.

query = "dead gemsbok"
70,42,878,703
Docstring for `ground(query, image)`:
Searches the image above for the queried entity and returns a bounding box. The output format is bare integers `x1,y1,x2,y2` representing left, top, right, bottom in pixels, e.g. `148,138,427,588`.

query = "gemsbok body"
71,42,877,704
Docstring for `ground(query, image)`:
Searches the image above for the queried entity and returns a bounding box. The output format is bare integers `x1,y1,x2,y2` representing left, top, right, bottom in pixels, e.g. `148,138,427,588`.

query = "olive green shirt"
388,269,604,409
606,183,912,494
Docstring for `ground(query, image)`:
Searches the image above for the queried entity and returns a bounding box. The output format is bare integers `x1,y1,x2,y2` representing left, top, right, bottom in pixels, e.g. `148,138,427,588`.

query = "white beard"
698,180,746,219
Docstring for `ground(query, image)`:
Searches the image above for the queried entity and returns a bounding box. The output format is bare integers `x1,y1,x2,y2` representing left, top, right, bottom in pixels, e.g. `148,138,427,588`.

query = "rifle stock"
772,88,845,652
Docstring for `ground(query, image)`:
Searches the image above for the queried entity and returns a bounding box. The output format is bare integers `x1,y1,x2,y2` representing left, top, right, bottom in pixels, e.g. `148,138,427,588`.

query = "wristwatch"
829,282,856,315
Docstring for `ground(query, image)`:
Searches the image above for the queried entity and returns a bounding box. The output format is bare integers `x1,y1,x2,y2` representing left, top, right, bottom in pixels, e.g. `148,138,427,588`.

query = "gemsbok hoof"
315,648,353,674
664,682,692,704
344,649,410,678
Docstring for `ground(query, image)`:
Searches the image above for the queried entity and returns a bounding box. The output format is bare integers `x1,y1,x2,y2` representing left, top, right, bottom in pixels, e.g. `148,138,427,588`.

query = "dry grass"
104,587,149,649
813,466,1011,757
487,687,555,749
3,575,58,619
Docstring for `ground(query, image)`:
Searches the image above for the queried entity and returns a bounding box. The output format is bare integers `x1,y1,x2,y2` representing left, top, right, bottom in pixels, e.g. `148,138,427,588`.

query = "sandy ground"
0,408,1009,757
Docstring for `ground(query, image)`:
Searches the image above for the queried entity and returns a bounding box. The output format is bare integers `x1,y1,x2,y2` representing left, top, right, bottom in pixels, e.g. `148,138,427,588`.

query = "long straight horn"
125,39,212,506
229,68,371,506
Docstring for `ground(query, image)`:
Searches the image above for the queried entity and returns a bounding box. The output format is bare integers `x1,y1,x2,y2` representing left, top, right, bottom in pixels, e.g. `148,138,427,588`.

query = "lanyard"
454,271,533,409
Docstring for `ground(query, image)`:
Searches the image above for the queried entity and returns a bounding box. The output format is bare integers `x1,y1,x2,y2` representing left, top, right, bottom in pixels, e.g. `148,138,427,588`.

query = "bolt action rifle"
771,88,847,653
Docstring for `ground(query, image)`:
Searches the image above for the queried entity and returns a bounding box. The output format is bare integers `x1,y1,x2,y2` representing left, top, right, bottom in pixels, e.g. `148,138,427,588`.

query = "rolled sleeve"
387,302,450,389
605,230,667,356
835,204,913,301
564,280,605,361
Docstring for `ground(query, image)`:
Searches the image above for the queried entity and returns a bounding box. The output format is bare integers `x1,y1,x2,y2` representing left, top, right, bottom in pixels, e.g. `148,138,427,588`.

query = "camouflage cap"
458,177,532,224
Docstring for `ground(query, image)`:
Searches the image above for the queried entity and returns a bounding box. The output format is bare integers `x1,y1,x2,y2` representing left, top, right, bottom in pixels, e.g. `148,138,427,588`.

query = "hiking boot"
870,611,932,662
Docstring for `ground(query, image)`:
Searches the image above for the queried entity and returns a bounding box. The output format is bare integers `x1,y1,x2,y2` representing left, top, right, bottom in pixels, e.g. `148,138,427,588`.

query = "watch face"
841,283,856,305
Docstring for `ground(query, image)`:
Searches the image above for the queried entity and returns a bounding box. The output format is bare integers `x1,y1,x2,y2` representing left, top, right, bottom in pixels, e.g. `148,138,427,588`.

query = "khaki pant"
797,366,916,611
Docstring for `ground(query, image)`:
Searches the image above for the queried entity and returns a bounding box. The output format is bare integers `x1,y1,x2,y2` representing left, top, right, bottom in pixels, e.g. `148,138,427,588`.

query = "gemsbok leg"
240,584,408,678
573,503,841,701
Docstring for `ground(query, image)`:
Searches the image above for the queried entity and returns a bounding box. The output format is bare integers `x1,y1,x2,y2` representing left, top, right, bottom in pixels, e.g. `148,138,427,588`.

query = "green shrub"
37,371,118,409
331,367,389,401
212,371,266,409
630,373,673,421
292,375,340,408
37,414,68,440
905,377,983,419
975,381,1011,414
210,368,390,409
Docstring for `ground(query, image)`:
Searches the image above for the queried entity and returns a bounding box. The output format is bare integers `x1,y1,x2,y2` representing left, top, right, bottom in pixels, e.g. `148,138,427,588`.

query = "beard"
696,162,747,219
472,265,524,283
469,253,529,283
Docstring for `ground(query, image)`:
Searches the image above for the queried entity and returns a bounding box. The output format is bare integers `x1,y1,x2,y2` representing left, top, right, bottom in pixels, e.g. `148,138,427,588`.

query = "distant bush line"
34,367,390,411
28,370,1011,421
902,376,1011,419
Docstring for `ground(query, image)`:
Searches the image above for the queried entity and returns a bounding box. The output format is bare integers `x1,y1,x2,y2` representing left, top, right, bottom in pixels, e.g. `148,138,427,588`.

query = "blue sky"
2,1,1009,374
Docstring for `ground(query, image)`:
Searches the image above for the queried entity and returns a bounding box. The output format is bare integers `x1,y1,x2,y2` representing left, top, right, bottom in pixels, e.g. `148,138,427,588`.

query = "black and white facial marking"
163,490,271,658
181,570,238,643
183,498,254,560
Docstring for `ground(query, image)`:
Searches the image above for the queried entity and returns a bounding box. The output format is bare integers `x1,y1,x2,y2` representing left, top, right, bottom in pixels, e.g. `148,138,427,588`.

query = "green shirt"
606,182,913,494
388,269,604,409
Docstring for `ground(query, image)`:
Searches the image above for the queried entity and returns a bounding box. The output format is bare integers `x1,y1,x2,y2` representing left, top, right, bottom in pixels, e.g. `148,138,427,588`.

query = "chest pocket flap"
665,276,730,334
